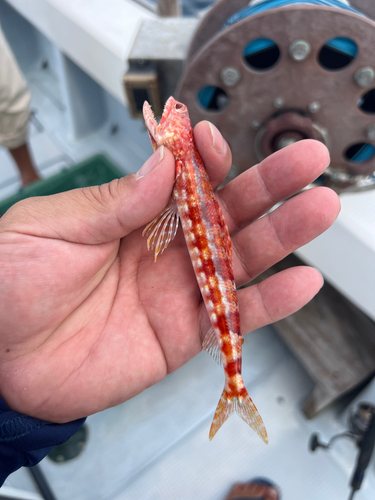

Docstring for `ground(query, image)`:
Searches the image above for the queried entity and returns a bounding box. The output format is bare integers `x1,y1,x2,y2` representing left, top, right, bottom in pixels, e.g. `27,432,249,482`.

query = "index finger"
193,121,232,190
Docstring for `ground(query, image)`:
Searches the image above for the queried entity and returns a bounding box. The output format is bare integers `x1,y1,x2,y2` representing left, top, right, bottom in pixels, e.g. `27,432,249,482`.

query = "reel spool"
177,0,375,192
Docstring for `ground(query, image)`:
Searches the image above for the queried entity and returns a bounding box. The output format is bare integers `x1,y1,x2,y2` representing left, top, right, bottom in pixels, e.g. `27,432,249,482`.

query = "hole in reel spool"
243,38,280,71
318,37,358,71
358,89,375,114
344,142,375,163
196,86,229,111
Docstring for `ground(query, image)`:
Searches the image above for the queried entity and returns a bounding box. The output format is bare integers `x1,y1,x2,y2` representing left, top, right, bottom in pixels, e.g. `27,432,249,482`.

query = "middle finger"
217,139,330,234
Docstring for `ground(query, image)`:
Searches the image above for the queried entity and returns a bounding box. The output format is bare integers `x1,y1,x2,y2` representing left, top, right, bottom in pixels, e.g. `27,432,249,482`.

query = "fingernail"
135,146,164,179
208,122,226,155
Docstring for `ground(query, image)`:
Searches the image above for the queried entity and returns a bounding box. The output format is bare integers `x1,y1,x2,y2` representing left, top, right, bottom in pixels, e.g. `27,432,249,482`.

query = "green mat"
0,154,124,215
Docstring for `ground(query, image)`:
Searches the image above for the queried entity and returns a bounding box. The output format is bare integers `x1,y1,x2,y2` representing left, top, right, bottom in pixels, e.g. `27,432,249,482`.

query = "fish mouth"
143,97,186,132
159,97,187,125
143,101,158,141
143,97,187,150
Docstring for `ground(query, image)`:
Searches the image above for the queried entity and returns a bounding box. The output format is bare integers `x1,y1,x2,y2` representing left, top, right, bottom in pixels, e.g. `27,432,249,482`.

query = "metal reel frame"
178,2,375,192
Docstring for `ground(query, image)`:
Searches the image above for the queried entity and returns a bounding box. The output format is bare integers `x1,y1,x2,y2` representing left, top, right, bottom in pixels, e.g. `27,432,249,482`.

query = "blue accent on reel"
224,0,364,29
197,86,216,108
350,143,375,163
196,86,228,110
244,38,277,57
325,37,358,57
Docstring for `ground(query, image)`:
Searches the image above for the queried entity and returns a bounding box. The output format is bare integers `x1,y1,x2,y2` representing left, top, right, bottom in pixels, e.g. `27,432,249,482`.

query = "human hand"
0,123,340,423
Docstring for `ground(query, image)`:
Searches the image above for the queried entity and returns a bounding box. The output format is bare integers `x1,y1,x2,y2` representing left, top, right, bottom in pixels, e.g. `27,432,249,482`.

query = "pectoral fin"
143,200,179,261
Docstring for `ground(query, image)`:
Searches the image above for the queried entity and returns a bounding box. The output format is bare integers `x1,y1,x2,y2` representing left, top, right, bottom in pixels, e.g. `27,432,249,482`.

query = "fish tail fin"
209,387,268,444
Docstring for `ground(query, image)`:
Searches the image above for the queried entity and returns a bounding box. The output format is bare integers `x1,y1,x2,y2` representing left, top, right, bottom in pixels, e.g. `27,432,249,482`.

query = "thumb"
2,146,176,244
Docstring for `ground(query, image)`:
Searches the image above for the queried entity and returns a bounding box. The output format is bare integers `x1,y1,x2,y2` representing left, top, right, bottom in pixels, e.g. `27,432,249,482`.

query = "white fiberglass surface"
7,326,375,500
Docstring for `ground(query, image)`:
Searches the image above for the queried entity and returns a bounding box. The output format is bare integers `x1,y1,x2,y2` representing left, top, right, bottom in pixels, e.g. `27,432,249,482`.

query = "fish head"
143,97,193,158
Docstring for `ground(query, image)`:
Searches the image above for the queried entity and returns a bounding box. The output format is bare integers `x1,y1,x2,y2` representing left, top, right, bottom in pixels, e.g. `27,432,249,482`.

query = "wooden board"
253,254,375,418
157,0,181,16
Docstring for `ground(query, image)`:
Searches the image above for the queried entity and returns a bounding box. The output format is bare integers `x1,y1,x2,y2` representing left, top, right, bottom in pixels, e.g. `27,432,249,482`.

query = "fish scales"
170,139,241,374
142,96,268,443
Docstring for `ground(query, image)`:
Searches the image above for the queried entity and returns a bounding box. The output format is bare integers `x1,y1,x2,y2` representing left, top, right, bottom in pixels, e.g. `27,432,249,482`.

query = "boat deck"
6,326,374,500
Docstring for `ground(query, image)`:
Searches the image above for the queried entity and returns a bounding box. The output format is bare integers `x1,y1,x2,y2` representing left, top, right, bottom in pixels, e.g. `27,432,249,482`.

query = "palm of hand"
1,223,202,422
0,127,339,423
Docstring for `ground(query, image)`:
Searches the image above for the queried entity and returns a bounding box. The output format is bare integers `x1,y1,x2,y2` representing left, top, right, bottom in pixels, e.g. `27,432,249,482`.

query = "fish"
142,96,267,443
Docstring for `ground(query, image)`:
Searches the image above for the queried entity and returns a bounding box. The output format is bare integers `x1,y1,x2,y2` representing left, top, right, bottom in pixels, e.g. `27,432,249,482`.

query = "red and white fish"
143,96,267,443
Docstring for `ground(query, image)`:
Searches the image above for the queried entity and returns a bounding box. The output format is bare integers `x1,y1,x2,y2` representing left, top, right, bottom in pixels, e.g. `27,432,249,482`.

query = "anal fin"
143,200,179,261
202,327,222,365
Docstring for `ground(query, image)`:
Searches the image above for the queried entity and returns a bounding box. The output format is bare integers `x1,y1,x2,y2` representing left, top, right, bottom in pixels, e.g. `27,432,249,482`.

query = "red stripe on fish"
142,97,268,444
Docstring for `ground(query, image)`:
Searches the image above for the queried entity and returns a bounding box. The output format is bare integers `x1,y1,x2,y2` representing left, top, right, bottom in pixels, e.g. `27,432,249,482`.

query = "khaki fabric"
0,25,30,149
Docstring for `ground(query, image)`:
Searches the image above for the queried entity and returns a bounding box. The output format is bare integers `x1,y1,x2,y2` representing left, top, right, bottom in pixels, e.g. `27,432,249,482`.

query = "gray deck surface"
5,326,375,499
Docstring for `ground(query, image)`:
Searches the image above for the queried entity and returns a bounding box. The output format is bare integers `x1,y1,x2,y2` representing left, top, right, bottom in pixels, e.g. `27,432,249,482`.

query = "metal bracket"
124,17,198,115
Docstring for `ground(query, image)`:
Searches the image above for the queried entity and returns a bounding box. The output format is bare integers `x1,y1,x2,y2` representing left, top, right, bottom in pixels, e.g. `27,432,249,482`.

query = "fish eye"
175,103,185,111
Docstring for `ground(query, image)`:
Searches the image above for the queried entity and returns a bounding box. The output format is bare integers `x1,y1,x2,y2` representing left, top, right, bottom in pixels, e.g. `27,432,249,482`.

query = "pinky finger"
238,266,324,335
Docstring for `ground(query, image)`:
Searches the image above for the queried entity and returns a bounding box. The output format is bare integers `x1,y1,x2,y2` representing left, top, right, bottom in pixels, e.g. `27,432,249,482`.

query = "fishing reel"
176,0,375,193
309,402,375,499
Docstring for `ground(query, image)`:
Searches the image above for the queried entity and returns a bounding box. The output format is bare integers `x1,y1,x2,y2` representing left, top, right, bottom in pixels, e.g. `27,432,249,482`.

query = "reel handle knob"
309,433,329,452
